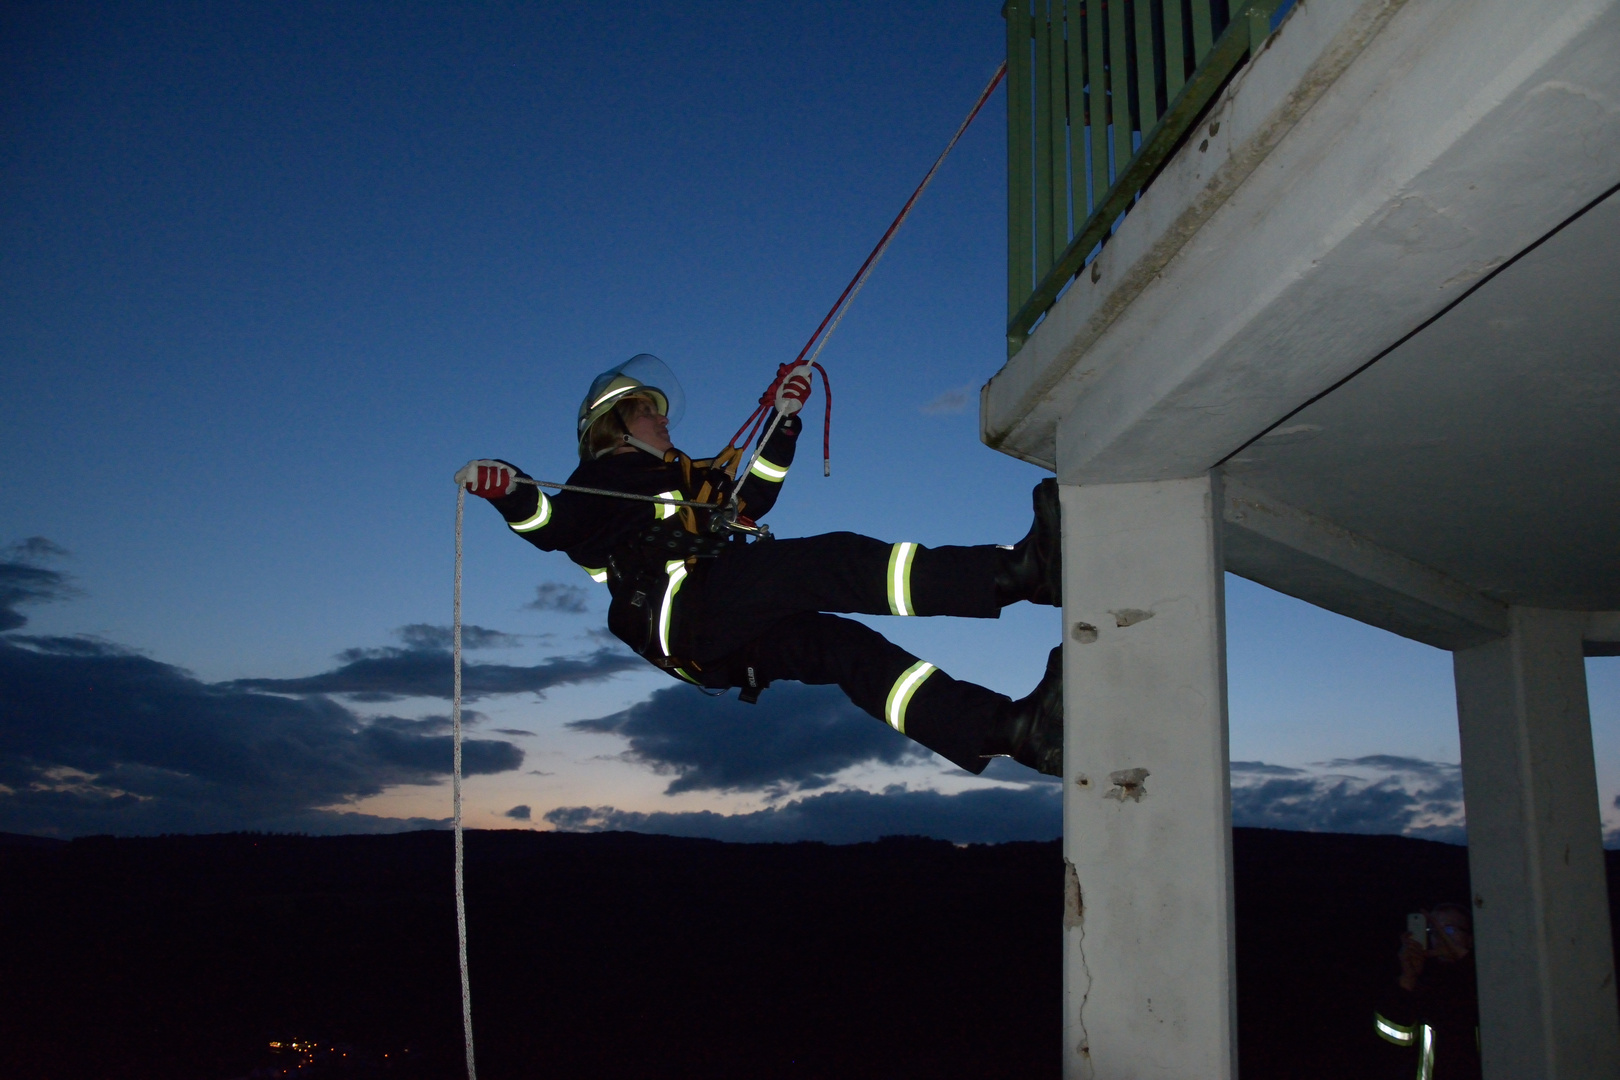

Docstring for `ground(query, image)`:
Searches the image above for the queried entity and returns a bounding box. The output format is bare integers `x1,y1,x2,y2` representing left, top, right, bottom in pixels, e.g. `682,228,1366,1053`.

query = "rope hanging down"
446,62,1006,1079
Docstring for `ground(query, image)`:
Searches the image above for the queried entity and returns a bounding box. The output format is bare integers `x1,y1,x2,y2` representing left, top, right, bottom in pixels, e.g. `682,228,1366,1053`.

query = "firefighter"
1374,903,1481,1080
456,354,1063,776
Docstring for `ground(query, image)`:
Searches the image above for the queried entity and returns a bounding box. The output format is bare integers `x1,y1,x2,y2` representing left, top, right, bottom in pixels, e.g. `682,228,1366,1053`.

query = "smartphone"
1407,912,1429,948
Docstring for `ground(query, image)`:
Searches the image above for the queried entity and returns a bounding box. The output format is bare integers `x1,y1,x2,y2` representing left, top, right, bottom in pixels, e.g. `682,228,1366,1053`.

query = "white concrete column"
1058,474,1235,1080
1454,607,1620,1080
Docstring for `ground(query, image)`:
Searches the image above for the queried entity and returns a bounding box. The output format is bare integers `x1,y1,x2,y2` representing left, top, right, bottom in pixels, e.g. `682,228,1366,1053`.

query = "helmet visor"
579,353,685,434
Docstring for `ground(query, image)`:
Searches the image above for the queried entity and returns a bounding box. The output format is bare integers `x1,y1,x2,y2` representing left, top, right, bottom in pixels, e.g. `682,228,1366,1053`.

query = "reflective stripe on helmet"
748,456,789,482
655,491,683,520
509,492,552,533
1417,1024,1434,1080
583,566,608,584
884,661,936,734
658,559,689,656
886,542,917,616
1374,1013,1414,1046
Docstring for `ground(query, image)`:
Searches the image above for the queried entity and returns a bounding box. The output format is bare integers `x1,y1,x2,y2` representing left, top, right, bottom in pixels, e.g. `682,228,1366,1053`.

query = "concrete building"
988,0,1620,1076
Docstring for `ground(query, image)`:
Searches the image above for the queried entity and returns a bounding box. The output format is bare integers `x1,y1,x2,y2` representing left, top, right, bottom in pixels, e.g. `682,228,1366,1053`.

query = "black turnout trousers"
672,532,1012,773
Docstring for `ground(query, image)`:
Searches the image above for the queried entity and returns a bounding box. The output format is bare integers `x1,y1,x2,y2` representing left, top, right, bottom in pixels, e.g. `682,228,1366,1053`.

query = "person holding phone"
1374,902,1481,1079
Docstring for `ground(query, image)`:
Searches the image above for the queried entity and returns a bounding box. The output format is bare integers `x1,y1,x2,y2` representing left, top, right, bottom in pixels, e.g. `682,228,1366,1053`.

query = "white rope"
452,484,477,1080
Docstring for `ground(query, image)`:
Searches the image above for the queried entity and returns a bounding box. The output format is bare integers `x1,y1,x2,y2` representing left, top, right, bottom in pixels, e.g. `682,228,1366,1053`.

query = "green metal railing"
1005,0,1292,354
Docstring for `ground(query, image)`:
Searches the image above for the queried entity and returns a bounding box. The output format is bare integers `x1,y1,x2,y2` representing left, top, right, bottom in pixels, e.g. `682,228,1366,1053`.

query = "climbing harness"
445,60,1006,1077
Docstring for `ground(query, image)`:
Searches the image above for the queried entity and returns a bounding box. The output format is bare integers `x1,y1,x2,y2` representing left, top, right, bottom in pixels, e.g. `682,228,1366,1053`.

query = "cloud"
1231,756,1465,843
505,804,532,821
395,623,522,650
492,728,535,737
230,637,640,701
1230,761,1306,777
0,635,524,837
527,583,590,614
569,683,928,796
546,783,1062,845
0,538,79,632
919,385,975,415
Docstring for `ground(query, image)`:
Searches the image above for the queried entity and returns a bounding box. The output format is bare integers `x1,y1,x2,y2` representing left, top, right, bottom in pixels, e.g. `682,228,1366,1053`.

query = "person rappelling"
454,353,1064,777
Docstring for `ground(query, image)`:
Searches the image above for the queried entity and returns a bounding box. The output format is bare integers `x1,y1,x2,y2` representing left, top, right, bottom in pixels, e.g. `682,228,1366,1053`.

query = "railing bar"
1191,0,1213,65
1064,0,1088,227
1048,0,1071,254
1033,1,1055,280
1006,0,1034,319
1134,0,1159,129
1164,0,1186,100
1086,0,1108,210
1008,10,1252,348
1108,0,1133,185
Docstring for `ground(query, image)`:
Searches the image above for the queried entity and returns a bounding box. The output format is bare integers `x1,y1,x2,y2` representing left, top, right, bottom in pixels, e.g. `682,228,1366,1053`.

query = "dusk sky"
4,1,1616,844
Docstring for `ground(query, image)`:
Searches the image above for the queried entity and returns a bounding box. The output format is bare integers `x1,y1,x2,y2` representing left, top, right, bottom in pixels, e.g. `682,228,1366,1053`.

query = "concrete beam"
1221,477,1509,649
982,0,1620,481
1454,608,1620,1078
1059,475,1234,1079
1586,611,1620,656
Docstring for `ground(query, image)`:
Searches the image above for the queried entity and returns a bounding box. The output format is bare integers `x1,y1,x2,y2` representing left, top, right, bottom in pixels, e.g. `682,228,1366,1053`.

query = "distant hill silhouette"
2,829,1616,1079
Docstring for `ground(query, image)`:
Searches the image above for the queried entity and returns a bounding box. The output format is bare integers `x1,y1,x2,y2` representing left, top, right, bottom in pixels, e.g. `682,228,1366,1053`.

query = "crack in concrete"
1065,858,1095,1077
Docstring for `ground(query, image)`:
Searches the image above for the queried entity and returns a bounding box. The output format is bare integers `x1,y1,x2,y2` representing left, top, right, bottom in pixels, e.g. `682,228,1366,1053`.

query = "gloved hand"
771,363,814,416
455,460,518,499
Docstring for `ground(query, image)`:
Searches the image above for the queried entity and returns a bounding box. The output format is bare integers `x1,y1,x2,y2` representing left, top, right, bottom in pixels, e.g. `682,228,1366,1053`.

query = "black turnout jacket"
488,414,801,670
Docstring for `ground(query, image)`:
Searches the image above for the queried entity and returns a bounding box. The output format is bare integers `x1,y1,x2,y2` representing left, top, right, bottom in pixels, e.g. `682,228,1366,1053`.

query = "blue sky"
3,1,1616,843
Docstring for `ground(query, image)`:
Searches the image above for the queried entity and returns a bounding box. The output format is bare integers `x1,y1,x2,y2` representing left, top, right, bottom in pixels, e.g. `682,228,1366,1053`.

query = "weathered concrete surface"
983,0,1620,483
1060,476,1234,1079
1454,609,1620,1080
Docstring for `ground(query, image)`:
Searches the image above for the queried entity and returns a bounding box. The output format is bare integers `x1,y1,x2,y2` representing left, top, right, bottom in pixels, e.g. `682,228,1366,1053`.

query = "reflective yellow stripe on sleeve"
1374,1013,1415,1046
655,490,682,520
583,567,608,584
884,661,937,734
748,456,789,482
658,559,689,657
510,492,552,532
886,542,917,616
1417,1024,1435,1080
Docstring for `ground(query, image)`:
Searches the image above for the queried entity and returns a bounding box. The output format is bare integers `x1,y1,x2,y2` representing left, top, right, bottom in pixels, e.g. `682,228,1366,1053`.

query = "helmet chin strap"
599,433,667,459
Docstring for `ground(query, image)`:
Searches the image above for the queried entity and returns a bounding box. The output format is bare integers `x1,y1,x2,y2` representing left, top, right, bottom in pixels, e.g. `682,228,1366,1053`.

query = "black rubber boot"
993,479,1062,606
981,646,1063,777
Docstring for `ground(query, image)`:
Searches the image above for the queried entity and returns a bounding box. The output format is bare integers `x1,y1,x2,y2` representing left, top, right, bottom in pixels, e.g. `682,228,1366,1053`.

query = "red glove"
762,362,813,416
455,460,517,499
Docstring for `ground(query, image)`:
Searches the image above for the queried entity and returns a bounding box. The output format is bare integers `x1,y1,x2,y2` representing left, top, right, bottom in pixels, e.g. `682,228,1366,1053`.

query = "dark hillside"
1,828,1616,1079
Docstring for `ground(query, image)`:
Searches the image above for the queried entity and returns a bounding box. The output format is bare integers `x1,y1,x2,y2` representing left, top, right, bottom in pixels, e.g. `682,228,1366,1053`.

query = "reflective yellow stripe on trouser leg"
657,560,698,684
884,661,937,735
886,542,917,616
1417,1024,1434,1080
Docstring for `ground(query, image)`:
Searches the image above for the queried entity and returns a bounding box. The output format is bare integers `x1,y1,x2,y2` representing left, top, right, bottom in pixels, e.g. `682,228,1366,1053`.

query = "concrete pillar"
1058,474,1235,1079
1454,607,1620,1080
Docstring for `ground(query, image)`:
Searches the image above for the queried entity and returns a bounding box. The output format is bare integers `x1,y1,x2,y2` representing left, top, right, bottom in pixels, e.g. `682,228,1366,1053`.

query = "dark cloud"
527,583,590,614
505,805,532,821
1231,761,1305,776
1231,757,1465,843
0,636,523,837
493,728,535,737
396,623,522,650
231,644,639,702
0,538,79,632
570,683,929,796
546,783,1062,845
